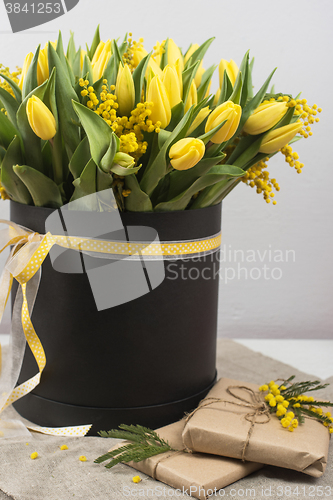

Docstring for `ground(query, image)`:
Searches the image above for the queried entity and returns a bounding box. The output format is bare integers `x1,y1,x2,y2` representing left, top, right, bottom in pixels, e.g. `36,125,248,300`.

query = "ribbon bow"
0,220,92,436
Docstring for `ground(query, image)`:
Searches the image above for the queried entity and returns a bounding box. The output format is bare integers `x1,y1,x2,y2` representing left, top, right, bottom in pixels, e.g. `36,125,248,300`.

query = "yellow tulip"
259,122,303,154
37,47,49,86
147,75,171,129
185,80,197,113
27,95,56,140
243,102,289,135
205,100,242,144
184,44,199,65
187,107,211,136
219,59,238,87
93,40,112,82
132,46,148,68
194,65,205,88
174,59,183,97
115,64,135,116
169,137,205,171
19,52,34,89
162,65,181,108
91,40,106,66
168,39,184,72
80,49,87,70
145,57,163,80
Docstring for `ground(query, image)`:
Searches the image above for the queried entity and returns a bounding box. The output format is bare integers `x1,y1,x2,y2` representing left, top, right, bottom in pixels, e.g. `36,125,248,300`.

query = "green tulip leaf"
0,87,19,127
158,129,172,148
217,70,233,106
0,106,20,150
66,32,76,66
0,87,19,128
82,55,94,84
72,100,114,167
56,31,71,77
166,155,225,201
16,80,48,172
0,73,22,102
196,119,227,145
140,108,194,196
70,158,97,202
238,67,277,131
154,164,244,211
124,174,153,212
182,61,200,105
0,136,32,204
72,47,82,79
100,133,119,173
229,71,243,106
88,25,101,60
48,43,81,159
184,37,215,70
166,101,185,132
197,65,216,102
191,178,238,209
132,52,152,107
96,167,113,193
0,146,6,163
69,136,91,179
13,164,62,208
22,45,40,100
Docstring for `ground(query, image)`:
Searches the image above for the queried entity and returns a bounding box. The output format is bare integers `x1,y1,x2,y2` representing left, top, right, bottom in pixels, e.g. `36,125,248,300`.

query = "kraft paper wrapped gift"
182,378,331,477
109,419,262,500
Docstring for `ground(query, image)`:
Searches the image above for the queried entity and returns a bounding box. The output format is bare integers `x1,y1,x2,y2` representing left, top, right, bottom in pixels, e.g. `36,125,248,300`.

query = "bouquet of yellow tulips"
0,27,320,211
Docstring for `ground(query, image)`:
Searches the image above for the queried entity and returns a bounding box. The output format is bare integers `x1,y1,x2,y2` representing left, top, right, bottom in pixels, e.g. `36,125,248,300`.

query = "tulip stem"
49,138,54,148
206,141,213,150
166,163,173,174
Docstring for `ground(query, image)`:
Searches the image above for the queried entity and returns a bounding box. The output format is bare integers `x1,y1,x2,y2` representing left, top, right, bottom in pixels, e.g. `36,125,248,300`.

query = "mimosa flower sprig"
259,376,333,433
0,27,321,211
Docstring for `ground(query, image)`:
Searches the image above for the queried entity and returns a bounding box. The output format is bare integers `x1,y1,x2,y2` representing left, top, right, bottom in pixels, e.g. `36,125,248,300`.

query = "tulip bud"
37,46,49,86
194,65,205,88
162,65,181,108
169,137,205,171
243,102,289,135
187,107,211,136
132,46,148,68
145,57,163,80
205,100,242,144
91,40,106,66
259,122,303,154
185,80,197,113
93,40,112,82
174,59,183,97
219,59,238,87
168,39,184,72
19,52,34,89
27,95,56,140
184,44,199,65
115,64,135,116
80,49,87,70
147,75,171,129
113,152,135,168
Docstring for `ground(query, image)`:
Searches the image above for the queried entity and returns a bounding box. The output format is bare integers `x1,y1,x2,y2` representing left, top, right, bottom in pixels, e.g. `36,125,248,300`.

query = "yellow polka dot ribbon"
0,219,221,436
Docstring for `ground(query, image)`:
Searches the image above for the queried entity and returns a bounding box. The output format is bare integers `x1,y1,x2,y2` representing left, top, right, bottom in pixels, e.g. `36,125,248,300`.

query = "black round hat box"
10,200,221,435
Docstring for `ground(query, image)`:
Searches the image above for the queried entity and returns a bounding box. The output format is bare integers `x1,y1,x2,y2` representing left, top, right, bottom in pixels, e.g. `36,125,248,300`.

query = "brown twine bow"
184,385,271,461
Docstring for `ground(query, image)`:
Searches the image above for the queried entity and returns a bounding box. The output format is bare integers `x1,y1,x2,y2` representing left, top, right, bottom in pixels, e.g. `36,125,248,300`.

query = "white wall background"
0,0,332,339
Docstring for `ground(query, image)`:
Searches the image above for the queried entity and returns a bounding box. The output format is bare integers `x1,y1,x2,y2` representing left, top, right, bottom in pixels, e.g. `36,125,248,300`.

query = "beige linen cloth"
0,339,332,500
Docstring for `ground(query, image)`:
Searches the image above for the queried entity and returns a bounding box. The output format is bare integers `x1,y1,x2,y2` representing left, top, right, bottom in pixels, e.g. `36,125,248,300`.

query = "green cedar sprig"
95,424,175,469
